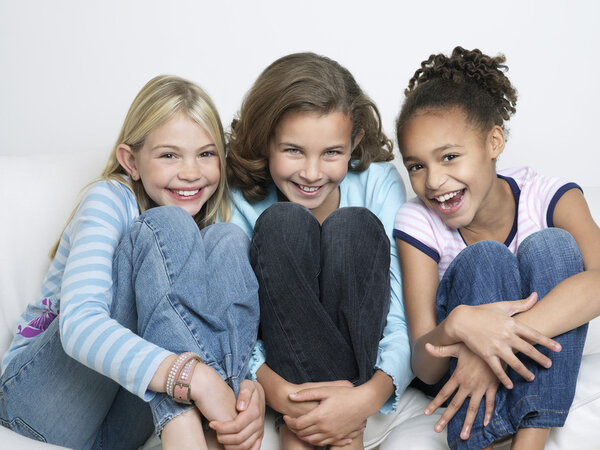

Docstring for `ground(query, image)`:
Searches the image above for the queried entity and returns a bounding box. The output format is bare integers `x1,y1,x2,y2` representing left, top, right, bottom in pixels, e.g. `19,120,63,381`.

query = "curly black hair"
396,46,518,146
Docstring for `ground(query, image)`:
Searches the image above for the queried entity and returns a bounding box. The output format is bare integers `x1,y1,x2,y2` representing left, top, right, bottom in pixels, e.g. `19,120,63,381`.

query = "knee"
253,202,319,243
518,228,583,274
451,240,514,273
322,207,387,242
131,206,198,246
203,222,250,256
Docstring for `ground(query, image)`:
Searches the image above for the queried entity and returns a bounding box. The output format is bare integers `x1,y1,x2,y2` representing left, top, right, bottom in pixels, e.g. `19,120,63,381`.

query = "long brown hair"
227,52,394,202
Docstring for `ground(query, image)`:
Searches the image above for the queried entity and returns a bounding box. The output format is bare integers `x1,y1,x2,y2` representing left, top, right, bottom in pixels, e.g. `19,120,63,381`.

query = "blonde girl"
0,75,263,450
394,47,600,449
227,52,412,450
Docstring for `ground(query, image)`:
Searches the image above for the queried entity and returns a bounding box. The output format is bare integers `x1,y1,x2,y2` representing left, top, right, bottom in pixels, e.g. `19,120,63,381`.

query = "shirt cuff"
246,339,266,380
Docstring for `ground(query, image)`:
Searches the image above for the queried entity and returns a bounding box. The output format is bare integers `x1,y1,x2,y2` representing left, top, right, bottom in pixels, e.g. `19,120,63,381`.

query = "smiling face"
117,111,220,217
268,110,359,222
399,107,505,230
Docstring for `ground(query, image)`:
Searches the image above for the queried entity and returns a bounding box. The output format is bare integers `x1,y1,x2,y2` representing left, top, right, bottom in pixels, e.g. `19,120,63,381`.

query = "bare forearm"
148,354,177,392
256,363,318,416
356,370,395,416
410,311,465,384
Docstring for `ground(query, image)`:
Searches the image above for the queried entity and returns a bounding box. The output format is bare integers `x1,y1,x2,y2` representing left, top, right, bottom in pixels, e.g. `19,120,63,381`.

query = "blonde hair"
50,75,229,258
227,52,394,202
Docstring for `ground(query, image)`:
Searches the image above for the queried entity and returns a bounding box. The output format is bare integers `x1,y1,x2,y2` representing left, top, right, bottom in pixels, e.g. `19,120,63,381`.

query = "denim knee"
135,205,197,241
437,241,520,321
518,229,583,288
254,202,318,237
321,207,387,246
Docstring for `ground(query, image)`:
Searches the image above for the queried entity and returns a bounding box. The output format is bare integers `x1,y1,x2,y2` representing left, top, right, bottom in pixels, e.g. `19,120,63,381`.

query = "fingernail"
507,383,513,389
424,408,430,415
484,417,489,427
289,392,297,398
239,400,247,409
529,374,535,381
555,343,562,351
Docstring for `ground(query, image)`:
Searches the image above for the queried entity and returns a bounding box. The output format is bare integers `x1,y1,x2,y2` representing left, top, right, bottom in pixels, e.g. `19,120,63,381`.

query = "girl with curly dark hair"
394,46,600,449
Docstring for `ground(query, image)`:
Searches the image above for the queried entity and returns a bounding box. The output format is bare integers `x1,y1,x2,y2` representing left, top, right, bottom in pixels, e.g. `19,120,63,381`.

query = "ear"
488,126,505,160
116,144,140,181
352,129,365,150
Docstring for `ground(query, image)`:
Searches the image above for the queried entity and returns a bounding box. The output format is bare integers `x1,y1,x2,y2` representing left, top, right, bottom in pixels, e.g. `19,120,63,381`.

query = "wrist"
445,304,467,342
358,370,394,416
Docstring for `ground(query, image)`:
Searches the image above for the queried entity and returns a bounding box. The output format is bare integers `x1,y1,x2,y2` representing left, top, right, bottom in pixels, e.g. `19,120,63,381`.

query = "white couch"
1,153,599,449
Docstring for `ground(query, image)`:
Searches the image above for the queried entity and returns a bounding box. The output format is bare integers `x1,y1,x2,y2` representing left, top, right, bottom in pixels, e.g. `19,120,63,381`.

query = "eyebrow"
151,143,216,152
277,141,346,151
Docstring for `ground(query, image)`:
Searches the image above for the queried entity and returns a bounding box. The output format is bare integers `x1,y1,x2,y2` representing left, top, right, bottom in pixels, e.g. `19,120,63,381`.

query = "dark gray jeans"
250,202,390,388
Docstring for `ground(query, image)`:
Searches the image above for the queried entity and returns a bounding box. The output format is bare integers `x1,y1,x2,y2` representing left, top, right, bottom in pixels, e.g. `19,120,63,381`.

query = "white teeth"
435,191,460,202
173,189,199,197
299,185,320,192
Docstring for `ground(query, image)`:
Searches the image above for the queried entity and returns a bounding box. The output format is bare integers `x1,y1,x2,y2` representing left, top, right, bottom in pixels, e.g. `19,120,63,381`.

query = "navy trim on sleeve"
546,183,583,227
497,174,521,247
393,229,440,263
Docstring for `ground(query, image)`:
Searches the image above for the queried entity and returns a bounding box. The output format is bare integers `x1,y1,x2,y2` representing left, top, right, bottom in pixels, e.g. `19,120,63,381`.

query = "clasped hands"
424,293,561,440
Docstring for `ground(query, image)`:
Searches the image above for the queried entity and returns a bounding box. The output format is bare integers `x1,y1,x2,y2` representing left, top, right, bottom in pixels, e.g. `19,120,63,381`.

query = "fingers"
288,387,326,403
425,377,458,416
236,380,255,412
434,388,469,433
459,393,483,440
483,386,497,427
512,338,554,370
515,323,562,353
502,292,538,316
300,379,353,389
283,412,316,434
483,356,514,389
425,342,461,359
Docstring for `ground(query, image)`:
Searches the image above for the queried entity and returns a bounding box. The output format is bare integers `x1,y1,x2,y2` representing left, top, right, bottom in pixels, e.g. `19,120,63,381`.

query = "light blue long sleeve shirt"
230,162,413,413
2,180,173,400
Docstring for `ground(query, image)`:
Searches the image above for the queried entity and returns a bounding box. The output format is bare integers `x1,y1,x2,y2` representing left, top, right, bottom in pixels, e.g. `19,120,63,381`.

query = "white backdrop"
1,0,599,190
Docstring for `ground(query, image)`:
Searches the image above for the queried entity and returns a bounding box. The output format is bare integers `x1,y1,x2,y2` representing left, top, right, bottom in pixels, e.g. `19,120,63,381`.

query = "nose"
299,158,322,183
178,158,202,181
425,166,447,190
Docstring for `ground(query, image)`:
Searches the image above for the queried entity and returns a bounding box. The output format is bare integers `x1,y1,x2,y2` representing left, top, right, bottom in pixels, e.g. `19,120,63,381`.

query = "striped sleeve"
394,199,442,262
58,181,172,400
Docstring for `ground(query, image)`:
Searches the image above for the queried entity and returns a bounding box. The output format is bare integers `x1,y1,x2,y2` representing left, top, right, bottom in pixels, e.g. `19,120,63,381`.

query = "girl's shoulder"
229,186,278,239
343,162,404,198
73,177,140,227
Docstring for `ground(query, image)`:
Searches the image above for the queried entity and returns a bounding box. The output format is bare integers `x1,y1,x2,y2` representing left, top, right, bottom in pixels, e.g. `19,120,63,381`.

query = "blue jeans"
0,206,259,449
434,229,588,449
250,203,390,389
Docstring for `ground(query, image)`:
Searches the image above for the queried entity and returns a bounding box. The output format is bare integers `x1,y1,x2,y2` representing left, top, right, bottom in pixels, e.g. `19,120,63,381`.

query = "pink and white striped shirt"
393,167,581,280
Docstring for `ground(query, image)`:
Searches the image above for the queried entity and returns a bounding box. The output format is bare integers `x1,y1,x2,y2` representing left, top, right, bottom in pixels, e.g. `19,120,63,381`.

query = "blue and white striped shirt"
2,179,172,401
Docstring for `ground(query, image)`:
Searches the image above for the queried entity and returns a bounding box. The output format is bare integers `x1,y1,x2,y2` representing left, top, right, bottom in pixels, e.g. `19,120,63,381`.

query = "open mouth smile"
167,188,204,200
293,182,324,196
431,189,465,214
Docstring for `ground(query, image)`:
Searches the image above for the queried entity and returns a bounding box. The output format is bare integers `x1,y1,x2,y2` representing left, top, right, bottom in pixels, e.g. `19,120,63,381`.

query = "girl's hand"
424,343,498,440
283,385,369,447
450,293,561,388
274,378,353,418
209,380,265,450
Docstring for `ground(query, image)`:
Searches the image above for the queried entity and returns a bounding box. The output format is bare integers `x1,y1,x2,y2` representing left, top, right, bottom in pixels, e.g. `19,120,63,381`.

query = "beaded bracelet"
165,352,202,403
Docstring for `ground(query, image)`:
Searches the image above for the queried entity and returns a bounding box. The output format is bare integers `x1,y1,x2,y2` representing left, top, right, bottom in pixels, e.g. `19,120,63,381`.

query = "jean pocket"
3,417,46,442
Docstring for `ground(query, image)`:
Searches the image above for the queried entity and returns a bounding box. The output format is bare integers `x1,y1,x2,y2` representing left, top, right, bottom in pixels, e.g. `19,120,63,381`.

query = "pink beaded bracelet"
165,352,202,404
